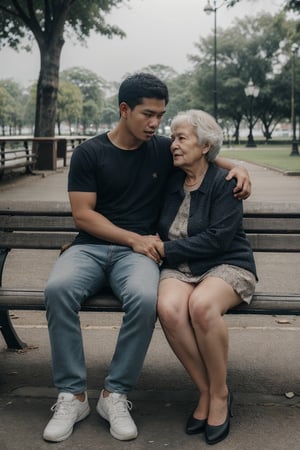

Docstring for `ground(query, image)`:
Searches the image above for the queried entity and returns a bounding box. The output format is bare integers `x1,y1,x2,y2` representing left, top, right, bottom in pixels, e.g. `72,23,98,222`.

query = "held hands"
131,234,164,264
226,165,251,200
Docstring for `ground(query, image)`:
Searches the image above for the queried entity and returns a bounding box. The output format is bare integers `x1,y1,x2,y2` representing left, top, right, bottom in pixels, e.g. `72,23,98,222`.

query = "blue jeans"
45,244,160,394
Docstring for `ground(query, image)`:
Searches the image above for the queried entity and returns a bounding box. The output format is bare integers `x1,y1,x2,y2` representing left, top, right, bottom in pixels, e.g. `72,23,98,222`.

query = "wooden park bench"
0,200,300,350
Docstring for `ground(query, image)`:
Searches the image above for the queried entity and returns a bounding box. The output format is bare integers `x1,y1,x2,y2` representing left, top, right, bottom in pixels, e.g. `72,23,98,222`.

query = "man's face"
121,98,166,142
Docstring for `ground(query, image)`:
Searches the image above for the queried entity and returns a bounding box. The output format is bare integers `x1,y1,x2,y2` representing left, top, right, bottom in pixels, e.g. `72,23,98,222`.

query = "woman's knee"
189,294,218,334
158,295,184,331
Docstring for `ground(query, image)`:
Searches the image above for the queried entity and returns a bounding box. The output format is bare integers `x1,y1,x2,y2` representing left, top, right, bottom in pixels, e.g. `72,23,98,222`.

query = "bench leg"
0,311,27,350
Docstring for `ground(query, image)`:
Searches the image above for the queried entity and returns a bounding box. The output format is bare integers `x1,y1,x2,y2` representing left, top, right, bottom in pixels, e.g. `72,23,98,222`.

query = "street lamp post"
290,43,299,156
204,0,218,120
244,78,260,148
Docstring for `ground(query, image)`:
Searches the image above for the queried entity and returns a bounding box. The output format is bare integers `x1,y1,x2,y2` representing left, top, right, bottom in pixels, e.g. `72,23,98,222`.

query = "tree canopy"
188,10,299,141
0,0,128,136
0,2,299,142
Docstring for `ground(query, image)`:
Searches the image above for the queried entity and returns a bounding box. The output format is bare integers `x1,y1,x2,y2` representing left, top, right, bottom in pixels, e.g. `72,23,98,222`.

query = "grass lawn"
220,145,300,172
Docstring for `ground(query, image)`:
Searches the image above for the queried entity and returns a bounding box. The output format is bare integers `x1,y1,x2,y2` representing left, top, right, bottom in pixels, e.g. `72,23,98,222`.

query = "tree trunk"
57,114,61,135
34,39,64,137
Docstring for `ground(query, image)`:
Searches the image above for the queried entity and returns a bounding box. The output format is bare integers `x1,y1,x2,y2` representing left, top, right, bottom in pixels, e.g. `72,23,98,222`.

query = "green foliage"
0,79,29,134
0,0,128,136
283,0,300,13
0,85,14,133
61,67,105,104
102,93,119,127
23,84,37,129
139,64,178,83
0,2,299,139
226,0,300,13
0,1,126,50
61,66,106,130
57,79,83,133
163,72,197,123
189,11,300,140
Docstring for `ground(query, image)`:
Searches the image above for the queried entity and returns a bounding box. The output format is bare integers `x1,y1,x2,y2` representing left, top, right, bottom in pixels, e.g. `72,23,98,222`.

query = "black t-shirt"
68,132,173,245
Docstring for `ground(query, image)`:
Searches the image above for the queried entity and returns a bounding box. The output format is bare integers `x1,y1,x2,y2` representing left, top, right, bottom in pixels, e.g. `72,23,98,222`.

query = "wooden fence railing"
0,136,88,177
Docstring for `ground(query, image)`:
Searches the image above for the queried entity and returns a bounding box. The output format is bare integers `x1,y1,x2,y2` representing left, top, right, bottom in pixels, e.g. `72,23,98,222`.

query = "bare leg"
189,276,241,426
158,278,210,419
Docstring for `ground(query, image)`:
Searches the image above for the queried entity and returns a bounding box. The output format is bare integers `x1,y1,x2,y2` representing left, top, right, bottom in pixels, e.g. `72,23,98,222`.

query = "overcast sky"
0,0,283,87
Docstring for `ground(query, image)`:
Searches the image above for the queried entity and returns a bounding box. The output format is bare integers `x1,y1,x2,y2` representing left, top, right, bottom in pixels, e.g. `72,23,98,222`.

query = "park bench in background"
0,136,87,175
0,137,36,177
0,200,300,350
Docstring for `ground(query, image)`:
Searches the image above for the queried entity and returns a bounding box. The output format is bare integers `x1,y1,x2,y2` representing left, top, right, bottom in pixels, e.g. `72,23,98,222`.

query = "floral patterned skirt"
160,264,256,304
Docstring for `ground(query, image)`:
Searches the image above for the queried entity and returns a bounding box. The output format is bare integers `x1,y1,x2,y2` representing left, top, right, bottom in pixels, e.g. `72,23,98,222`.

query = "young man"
43,73,251,443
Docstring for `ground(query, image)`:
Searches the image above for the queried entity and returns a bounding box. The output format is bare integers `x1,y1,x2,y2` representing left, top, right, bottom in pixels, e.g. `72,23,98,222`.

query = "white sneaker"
43,392,90,442
96,390,138,441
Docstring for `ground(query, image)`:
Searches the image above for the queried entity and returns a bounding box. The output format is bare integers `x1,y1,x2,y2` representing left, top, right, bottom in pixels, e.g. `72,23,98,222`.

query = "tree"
56,79,83,134
23,83,37,132
163,72,197,124
0,1,127,137
0,85,14,135
139,64,178,83
101,92,119,128
61,67,106,132
226,0,300,14
0,79,25,134
189,11,299,141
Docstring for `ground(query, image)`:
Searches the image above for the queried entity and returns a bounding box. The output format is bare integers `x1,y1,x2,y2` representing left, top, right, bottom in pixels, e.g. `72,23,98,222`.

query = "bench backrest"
0,201,300,252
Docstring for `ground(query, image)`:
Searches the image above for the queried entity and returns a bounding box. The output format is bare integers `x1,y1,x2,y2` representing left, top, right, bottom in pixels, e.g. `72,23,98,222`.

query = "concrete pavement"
0,162,300,449
1,159,300,203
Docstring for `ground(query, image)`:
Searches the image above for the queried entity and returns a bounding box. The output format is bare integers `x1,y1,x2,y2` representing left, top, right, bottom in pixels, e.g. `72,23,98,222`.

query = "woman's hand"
131,234,163,263
155,240,165,259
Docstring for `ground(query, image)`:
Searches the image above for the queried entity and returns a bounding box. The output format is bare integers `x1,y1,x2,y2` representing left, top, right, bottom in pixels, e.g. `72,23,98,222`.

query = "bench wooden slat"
0,288,122,311
2,215,300,233
1,231,300,252
1,289,299,315
243,217,300,232
0,232,76,249
231,293,300,315
247,234,300,252
0,215,76,231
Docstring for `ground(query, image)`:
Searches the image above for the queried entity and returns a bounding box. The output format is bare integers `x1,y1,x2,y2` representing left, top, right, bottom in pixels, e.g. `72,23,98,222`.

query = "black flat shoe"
205,392,233,445
185,414,206,435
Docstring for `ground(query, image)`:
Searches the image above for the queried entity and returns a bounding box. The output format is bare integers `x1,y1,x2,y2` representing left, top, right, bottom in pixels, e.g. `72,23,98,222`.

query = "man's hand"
226,165,251,200
131,235,163,263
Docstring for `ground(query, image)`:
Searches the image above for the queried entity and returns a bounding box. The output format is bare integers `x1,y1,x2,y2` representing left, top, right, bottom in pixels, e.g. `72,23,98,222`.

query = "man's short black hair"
118,72,169,109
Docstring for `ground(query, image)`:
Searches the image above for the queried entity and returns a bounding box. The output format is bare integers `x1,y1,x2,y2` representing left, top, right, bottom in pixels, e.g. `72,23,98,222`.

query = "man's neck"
108,127,143,151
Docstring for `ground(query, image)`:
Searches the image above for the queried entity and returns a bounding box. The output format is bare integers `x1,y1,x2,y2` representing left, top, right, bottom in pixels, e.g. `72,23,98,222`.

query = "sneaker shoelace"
51,398,74,418
111,396,133,417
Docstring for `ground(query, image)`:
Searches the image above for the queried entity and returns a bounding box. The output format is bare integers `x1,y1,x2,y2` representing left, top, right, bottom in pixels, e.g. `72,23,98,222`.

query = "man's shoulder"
152,134,171,146
73,132,110,157
147,134,171,155
79,132,107,148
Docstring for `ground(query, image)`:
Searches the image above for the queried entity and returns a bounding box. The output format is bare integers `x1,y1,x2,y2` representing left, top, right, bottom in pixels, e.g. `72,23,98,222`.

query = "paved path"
0,162,299,450
1,160,300,203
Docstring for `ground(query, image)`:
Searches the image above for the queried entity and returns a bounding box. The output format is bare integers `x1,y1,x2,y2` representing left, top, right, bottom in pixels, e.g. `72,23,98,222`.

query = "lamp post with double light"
290,43,299,156
244,78,260,148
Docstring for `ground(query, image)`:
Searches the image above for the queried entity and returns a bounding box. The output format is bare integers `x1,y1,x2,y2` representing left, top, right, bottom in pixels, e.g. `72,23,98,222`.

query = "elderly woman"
155,110,257,445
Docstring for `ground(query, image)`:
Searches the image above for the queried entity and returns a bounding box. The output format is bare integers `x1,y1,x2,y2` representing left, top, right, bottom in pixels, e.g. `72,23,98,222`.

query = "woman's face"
170,123,209,170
